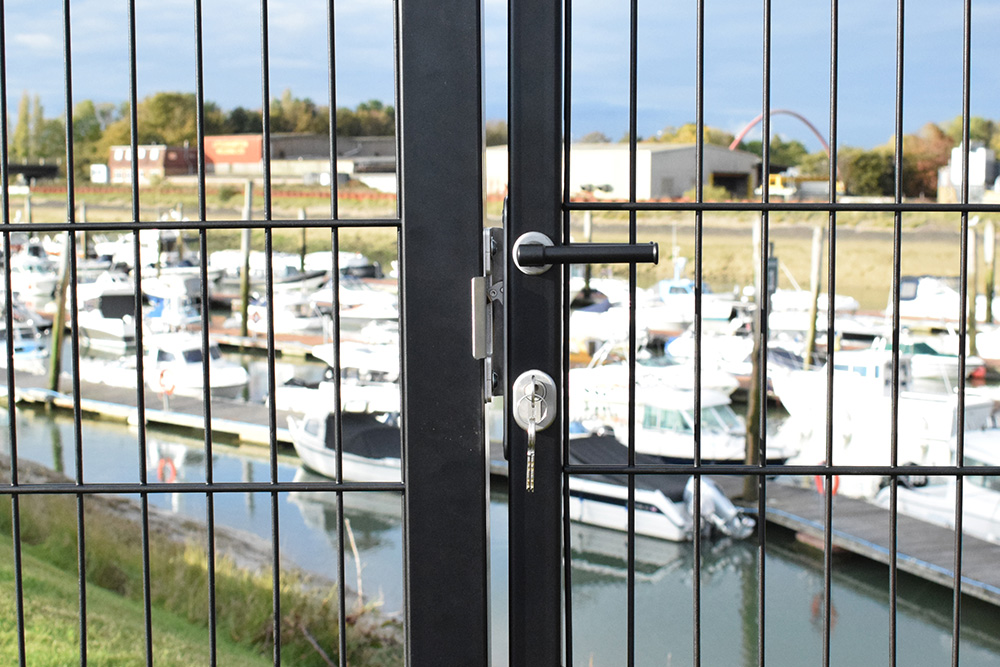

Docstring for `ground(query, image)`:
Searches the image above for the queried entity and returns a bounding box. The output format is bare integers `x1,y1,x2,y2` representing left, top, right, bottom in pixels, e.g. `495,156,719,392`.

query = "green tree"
35,118,66,160
742,136,809,167
225,106,263,134
655,123,733,146
334,100,394,136
30,95,45,157
271,89,328,134
845,150,895,196
943,115,995,148
578,130,610,143
10,91,29,160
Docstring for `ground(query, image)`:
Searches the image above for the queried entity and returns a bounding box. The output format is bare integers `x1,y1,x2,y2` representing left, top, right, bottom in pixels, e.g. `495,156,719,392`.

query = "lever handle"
512,232,657,275
517,242,658,267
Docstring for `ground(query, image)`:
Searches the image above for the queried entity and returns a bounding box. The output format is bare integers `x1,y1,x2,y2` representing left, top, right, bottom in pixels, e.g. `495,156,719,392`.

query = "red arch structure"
728,108,830,157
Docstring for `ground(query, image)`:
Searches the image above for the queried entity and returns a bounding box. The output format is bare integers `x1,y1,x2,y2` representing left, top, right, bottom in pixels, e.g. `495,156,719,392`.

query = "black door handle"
512,232,658,275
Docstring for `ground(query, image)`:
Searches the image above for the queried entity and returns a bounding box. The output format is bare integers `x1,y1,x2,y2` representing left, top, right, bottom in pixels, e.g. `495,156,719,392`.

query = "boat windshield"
181,345,223,363
701,405,742,432
966,456,1000,492
642,405,692,433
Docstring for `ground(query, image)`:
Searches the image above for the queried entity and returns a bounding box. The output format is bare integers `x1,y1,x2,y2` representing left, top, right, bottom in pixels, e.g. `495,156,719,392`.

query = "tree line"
8,85,993,198
9,90,395,178
577,118,993,199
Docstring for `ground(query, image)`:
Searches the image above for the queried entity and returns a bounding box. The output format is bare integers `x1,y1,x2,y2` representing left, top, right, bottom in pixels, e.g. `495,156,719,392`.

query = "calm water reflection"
4,408,1000,666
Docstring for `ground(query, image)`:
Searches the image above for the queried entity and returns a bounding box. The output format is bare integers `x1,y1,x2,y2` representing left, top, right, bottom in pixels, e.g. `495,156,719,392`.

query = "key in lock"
512,370,557,492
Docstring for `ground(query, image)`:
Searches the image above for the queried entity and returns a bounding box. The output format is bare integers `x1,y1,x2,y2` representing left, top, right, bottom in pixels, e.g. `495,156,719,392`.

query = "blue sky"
5,0,999,151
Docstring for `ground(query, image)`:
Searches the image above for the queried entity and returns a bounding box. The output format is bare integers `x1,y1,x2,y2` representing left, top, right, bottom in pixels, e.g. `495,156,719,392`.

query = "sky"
4,0,1000,152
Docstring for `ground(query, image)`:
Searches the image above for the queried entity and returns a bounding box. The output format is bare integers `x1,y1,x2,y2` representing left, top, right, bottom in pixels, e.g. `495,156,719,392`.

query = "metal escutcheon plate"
511,369,557,431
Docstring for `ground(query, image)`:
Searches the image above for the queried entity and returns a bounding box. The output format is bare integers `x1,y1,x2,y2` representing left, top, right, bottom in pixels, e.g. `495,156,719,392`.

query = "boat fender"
158,369,175,396
157,457,177,483
814,474,839,496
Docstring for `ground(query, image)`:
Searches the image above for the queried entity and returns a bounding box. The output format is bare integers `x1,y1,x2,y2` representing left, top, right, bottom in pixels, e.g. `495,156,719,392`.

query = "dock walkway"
1,369,295,447
762,481,1000,607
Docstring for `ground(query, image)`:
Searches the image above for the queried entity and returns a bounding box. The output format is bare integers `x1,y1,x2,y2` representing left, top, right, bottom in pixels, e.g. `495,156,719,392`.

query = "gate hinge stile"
471,226,505,401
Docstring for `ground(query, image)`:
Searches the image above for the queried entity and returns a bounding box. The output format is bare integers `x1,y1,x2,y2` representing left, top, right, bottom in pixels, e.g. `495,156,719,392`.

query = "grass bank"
0,457,402,665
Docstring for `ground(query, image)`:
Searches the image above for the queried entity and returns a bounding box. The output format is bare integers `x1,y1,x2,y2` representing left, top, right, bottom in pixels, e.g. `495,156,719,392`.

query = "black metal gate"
3,0,999,665
1,0,489,665
506,0,999,666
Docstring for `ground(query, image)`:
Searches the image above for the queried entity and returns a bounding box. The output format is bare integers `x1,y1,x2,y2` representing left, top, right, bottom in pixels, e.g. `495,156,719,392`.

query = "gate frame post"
399,0,490,663
507,0,565,664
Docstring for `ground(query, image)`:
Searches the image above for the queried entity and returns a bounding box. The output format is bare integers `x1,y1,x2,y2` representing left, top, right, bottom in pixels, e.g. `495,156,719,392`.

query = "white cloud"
13,33,56,51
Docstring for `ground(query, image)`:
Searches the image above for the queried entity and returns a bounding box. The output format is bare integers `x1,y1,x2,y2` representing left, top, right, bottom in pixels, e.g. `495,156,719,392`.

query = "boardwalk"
0,367,296,447
763,481,1000,607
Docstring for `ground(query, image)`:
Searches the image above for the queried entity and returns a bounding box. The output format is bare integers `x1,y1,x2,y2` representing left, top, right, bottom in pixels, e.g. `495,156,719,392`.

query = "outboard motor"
684,477,756,539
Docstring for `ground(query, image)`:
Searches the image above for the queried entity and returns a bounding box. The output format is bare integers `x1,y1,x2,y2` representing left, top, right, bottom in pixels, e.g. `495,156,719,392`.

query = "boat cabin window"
157,350,174,362
642,405,692,433
966,456,1000,492
702,405,742,432
899,277,919,301
304,419,321,437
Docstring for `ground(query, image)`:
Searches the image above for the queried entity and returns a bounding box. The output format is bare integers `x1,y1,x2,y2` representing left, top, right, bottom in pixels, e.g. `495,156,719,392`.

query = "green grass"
0,491,403,665
0,529,272,666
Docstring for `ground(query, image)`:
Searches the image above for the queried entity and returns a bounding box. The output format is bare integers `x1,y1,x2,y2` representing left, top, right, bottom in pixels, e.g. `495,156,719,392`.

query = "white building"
485,142,760,199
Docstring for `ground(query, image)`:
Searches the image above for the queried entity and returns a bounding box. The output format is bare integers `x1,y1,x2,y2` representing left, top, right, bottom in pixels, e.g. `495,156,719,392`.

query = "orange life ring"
157,457,177,483
158,369,175,396
814,474,839,496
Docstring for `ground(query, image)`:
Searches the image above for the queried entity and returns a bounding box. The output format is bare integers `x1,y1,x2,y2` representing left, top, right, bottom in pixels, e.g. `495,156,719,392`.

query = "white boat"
887,275,1000,326
142,275,203,332
246,292,327,335
272,341,400,414
0,294,48,370
772,347,997,497
209,249,329,296
143,332,249,399
869,335,986,383
570,376,797,465
304,250,385,279
576,340,741,397
568,434,755,541
286,411,402,482
6,253,59,311
873,431,1000,544
308,276,398,334
647,277,739,334
76,272,137,353
286,411,754,542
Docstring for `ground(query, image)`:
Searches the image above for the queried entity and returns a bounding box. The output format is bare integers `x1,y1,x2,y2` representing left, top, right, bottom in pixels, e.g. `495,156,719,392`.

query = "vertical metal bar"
888,2,906,666
322,3,349,664
0,4,26,663
824,1,840,665
627,0,639,664
693,0,706,662
758,0,772,663
952,2,973,664
399,0,490,662
190,3,219,663
561,2,575,665
125,1,154,662
507,0,563,663
58,1,89,661
257,1,282,663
